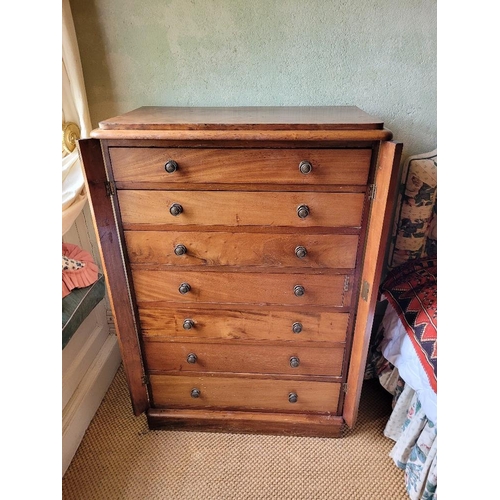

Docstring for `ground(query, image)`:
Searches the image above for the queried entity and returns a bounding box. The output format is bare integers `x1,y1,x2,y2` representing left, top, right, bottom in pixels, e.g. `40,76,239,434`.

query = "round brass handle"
174,244,187,256
292,322,303,334
299,161,312,175
295,246,307,259
170,203,183,216
293,285,305,297
165,159,178,173
183,319,195,330
186,353,197,364
289,356,300,368
191,388,201,398
288,392,298,403
297,204,310,219
179,282,191,294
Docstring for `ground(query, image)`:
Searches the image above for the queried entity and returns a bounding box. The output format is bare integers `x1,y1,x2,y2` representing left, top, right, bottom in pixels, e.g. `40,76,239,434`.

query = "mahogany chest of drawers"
79,106,401,437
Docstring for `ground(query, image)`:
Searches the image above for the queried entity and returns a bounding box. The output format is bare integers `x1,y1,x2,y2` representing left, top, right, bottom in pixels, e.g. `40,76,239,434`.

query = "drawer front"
110,147,371,186
140,307,350,344
118,191,365,228
132,270,352,307
149,374,341,413
143,342,344,376
125,231,359,269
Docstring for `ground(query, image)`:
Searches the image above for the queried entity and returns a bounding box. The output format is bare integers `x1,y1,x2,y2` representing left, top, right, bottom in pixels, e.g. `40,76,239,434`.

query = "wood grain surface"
117,191,365,228
132,269,352,306
110,147,371,185
149,374,341,413
139,307,349,344
125,231,359,269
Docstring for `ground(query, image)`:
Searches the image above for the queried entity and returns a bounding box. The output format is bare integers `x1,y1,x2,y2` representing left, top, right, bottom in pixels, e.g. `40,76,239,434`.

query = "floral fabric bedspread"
365,256,438,500
384,380,437,500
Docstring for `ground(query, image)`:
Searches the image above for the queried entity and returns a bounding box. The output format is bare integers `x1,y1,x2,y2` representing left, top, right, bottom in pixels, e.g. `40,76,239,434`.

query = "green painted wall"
70,0,436,159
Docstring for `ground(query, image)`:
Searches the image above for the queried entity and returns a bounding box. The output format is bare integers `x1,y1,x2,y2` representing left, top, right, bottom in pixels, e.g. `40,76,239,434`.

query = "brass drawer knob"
179,282,191,294
174,244,187,256
170,203,183,216
289,356,300,368
293,285,305,297
299,160,312,175
164,159,179,173
292,322,303,334
191,388,201,398
183,319,195,330
297,204,310,219
187,353,197,364
288,392,298,403
295,246,307,259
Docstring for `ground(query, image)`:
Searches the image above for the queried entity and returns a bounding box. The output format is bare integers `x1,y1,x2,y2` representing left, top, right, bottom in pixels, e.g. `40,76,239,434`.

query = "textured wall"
70,0,436,159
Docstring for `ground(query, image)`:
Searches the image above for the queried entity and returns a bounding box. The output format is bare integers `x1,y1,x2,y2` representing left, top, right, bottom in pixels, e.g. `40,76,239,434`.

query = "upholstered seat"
62,274,105,349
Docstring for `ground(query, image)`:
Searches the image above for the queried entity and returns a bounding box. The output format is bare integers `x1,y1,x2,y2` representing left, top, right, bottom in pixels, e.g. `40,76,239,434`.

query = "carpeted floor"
62,365,407,499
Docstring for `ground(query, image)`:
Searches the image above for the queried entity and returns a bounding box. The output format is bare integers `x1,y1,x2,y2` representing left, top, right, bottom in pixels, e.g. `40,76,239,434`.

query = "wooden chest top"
90,106,393,141
96,106,386,131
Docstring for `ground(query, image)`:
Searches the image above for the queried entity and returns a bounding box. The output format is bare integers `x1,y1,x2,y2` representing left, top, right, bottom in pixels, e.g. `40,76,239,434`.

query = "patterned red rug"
380,257,437,393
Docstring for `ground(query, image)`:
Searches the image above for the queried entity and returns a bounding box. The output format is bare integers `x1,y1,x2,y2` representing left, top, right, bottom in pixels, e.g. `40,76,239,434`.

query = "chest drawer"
143,342,344,376
117,191,365,228
139,307,350,344
109,147,372,186
125,231,359,269
149,374,341,414
132,270,352,306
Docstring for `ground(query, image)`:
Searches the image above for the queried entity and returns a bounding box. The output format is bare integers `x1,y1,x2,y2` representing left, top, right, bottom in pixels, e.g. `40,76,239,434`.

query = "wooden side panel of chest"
79,106,402,437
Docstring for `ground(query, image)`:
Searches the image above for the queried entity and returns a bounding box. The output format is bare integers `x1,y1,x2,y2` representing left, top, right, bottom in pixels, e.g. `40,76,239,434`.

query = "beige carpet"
62,365,407,499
